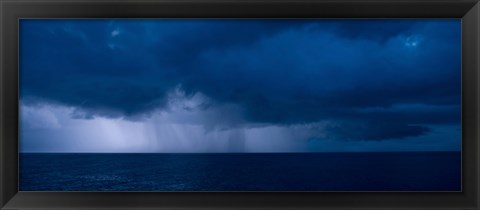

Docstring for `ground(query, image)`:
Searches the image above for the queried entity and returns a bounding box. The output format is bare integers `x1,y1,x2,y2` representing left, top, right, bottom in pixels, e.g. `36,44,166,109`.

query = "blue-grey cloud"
19,19,461,141
319,121,431,141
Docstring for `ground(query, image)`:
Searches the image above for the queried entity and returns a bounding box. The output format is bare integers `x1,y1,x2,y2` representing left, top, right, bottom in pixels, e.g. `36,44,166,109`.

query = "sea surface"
19,152,461,191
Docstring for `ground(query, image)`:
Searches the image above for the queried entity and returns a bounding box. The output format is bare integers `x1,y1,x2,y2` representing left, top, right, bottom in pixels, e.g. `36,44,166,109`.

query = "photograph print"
19,19,461,191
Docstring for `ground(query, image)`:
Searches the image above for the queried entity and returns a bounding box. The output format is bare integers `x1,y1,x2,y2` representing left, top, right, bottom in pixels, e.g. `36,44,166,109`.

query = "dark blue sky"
19,19,461,153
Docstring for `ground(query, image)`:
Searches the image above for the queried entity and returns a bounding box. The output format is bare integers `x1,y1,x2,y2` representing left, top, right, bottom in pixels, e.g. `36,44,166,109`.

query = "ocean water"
19,152,461,191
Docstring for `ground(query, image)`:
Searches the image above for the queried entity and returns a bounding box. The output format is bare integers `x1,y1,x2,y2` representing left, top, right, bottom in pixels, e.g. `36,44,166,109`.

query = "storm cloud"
20,19,461,146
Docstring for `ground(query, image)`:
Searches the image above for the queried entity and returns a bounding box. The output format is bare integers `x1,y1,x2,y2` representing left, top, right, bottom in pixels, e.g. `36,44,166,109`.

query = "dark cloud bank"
20,19,461,141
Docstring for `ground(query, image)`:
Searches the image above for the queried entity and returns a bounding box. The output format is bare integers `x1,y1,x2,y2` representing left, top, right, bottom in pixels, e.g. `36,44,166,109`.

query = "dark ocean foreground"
19,152,461,191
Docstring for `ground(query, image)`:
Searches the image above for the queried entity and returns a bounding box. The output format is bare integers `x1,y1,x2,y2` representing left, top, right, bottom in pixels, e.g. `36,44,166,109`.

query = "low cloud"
320,121,431,141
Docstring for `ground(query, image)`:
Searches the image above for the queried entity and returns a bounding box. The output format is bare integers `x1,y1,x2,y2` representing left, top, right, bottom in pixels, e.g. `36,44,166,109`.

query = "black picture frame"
1,0,479,209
